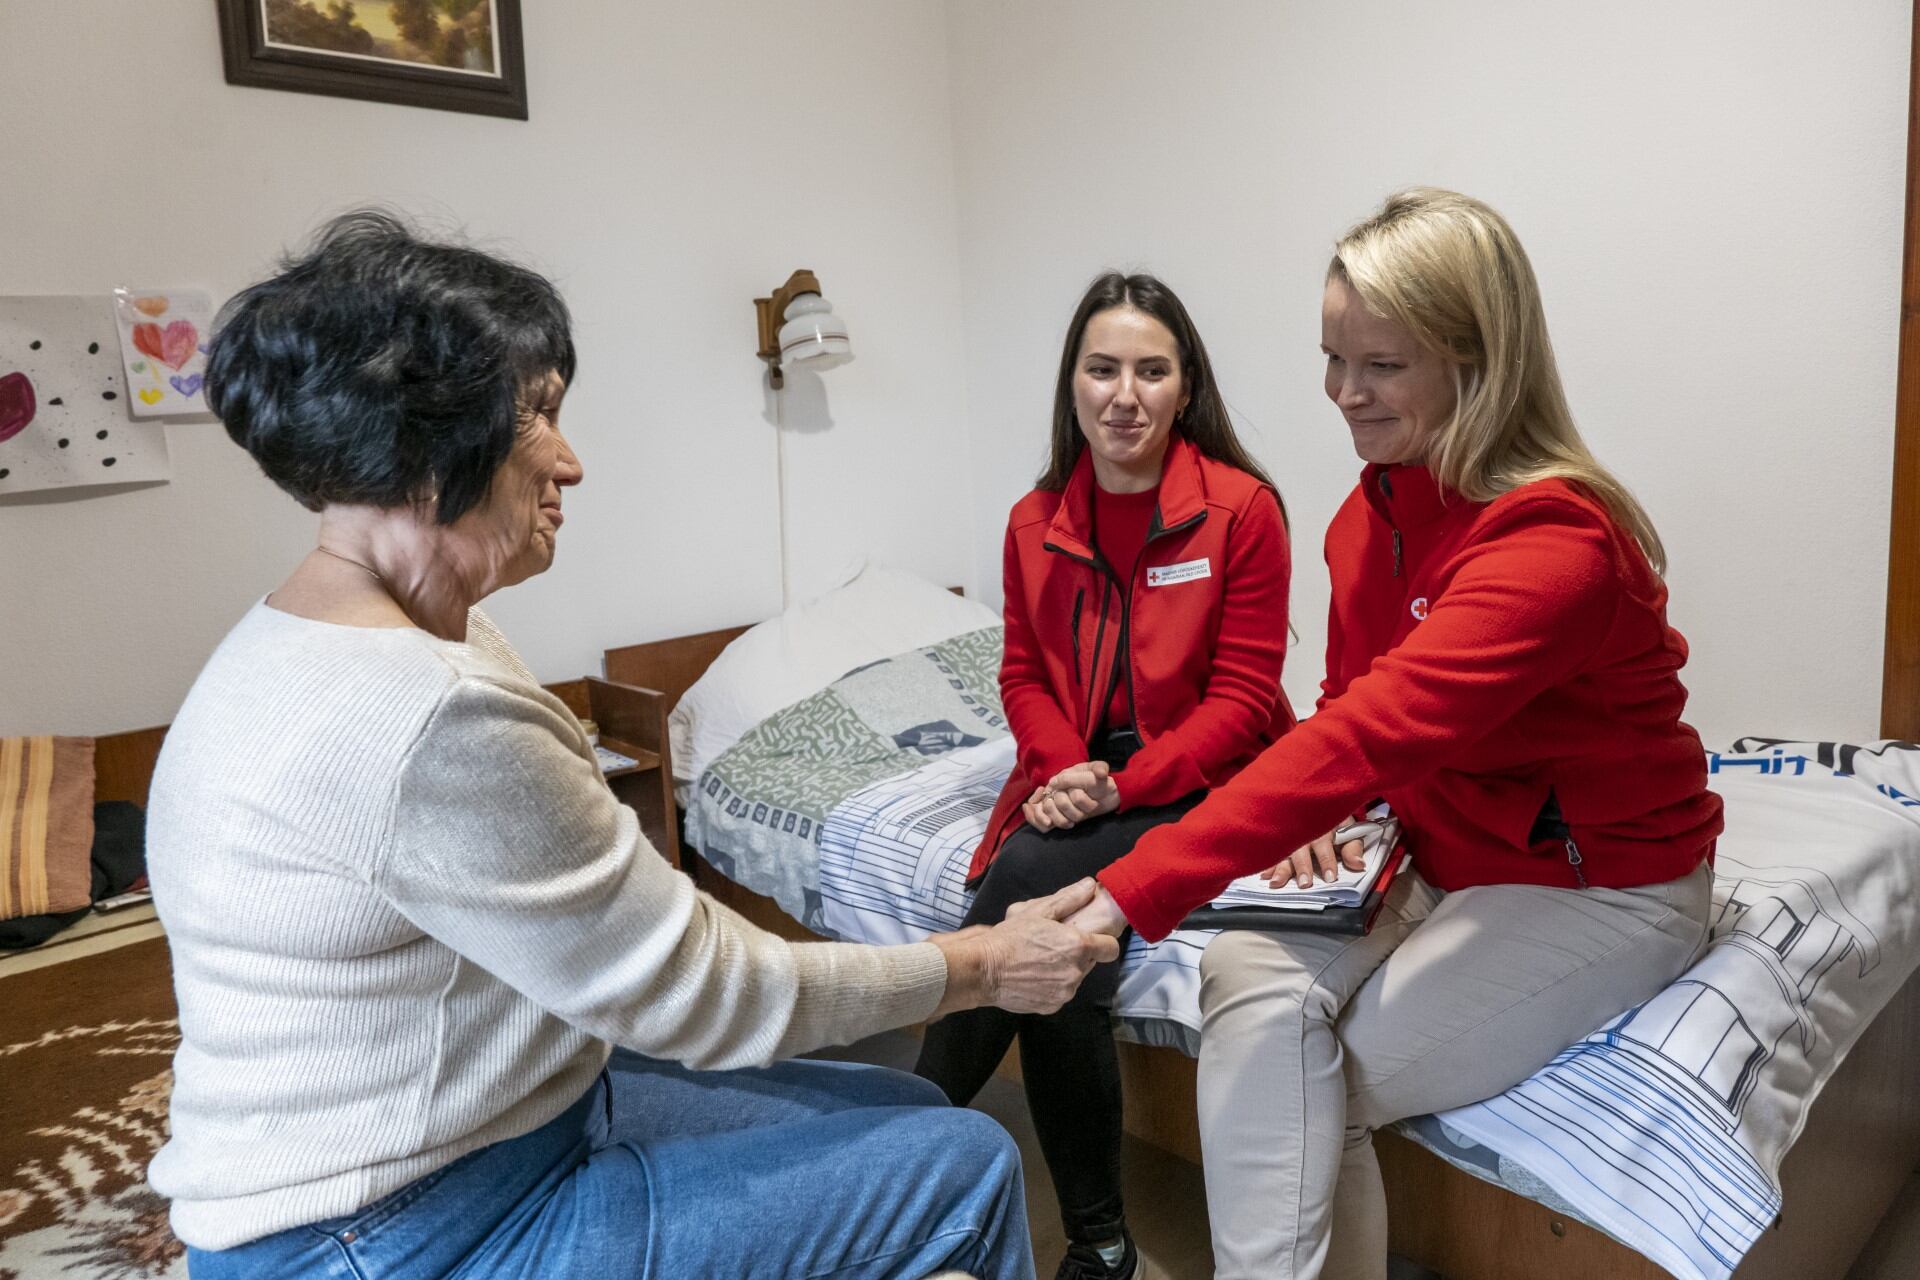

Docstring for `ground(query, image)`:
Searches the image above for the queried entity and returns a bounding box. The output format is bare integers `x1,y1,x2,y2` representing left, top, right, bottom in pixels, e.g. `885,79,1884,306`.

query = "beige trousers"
1195,861,1713,1280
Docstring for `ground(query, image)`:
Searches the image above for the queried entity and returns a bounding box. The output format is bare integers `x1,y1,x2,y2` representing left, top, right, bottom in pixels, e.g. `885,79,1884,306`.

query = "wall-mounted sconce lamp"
755,269,852,388
756,270,853,610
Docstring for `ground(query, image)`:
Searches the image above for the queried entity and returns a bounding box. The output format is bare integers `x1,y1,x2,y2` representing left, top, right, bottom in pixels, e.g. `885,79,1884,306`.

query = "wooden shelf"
580,675,680,871
596,736,661,778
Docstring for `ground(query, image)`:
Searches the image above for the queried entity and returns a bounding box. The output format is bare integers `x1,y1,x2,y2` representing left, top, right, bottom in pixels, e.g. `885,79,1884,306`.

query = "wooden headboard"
87,589,968,808
86,678,668,811
601,623,755,711
94,726,169,808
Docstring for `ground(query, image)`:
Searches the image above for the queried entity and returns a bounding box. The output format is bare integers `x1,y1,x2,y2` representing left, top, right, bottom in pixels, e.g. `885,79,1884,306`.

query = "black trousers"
914,779,1201,1245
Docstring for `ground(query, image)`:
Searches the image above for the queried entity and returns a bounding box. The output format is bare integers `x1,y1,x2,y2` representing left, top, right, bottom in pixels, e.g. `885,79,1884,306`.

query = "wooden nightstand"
545,676,681,871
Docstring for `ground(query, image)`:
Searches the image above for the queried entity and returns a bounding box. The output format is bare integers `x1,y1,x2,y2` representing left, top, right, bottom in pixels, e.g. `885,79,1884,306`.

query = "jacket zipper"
1046,505,1206,741
1564,835,1589,889
1043,540,1116,740
1112,548,1145,730
1084,579,1113,733
1070,588,1085,684
1379,470,1402,578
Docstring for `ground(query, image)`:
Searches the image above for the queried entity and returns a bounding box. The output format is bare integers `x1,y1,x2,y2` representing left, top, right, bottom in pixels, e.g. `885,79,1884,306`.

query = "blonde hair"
1330,188,1666,574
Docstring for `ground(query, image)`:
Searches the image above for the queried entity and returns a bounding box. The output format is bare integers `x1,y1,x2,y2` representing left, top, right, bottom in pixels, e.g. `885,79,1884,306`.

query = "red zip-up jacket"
971,435,1294,882
1099,463,1723,941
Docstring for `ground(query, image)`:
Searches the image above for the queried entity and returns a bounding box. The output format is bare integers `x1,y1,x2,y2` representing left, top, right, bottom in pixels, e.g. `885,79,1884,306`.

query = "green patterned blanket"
683,626,1009,929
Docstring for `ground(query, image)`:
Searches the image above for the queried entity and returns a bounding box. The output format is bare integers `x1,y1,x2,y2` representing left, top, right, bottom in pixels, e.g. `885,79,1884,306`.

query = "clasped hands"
1020,760,1120,832
927,828,1368,1022
928,877,1129,1019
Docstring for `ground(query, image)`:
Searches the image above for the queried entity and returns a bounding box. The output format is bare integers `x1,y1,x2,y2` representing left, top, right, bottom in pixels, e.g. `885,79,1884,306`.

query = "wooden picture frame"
215,0,528,121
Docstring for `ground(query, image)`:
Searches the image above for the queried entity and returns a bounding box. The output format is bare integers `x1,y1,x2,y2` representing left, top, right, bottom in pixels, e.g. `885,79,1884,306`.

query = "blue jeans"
188,1051,1034,1279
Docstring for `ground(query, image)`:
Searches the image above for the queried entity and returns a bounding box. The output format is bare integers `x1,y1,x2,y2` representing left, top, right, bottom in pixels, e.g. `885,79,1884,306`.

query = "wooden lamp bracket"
755,268,822,389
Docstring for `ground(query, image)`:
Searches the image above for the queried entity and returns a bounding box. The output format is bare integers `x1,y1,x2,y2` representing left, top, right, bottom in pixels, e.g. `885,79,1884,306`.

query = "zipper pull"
1392,529,1403,578
1564,837,1588,889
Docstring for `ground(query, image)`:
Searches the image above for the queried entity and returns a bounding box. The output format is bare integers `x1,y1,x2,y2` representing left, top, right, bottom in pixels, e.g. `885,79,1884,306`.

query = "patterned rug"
0,934,183,1278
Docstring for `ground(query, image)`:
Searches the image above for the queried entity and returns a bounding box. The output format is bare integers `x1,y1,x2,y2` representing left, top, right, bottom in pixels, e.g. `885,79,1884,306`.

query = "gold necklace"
314,545,389,590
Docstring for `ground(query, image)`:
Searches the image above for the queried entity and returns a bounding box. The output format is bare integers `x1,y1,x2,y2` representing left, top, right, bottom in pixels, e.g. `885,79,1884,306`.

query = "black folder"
1177,838,1409,937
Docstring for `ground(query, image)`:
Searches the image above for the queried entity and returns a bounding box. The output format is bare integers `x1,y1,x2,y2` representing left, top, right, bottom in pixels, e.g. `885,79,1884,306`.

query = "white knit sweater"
147,603,947,1250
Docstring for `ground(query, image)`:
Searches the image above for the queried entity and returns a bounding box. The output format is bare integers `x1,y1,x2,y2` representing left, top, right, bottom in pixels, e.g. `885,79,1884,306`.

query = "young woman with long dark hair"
915,272,1294,1280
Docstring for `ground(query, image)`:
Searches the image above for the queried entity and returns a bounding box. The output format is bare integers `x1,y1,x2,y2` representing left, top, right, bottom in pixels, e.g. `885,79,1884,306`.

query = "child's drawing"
111,289,215,418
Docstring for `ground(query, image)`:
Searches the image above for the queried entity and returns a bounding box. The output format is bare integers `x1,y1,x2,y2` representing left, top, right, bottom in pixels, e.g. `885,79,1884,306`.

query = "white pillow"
668,565,1001,783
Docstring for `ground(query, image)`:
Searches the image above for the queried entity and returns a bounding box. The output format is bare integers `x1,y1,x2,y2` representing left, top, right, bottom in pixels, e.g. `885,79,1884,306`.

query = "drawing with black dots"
0,295,172,494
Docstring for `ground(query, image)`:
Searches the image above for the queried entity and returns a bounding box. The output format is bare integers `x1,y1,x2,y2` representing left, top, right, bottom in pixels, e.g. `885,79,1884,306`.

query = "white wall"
0,1,973,734
945,0,1910,746
5,2,1911,748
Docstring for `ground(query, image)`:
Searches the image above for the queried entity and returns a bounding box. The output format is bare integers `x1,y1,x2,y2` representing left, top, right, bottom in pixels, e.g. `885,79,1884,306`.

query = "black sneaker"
1053,1233,1137,1280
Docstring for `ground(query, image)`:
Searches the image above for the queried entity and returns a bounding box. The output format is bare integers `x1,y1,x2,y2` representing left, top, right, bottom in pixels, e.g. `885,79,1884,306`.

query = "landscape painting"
262,1,501,77
216,0,528,119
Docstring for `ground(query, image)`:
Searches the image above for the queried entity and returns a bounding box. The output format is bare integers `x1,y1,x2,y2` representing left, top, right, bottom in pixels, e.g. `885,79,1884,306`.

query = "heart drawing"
132,320,200,371
139,388,166,405
0,371,35,443
132,296,171,317
169,373,204,398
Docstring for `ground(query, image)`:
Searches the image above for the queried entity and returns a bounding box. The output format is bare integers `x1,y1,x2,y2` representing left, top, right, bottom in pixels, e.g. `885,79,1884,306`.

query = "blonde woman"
1060,190,1722,1278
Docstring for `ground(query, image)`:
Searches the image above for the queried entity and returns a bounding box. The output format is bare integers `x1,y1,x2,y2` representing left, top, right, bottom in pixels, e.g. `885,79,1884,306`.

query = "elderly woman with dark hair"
146,211,1116,1280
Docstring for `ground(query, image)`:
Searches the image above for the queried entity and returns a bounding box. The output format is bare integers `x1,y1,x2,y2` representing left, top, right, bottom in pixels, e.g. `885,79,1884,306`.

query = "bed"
605,568,1920,1280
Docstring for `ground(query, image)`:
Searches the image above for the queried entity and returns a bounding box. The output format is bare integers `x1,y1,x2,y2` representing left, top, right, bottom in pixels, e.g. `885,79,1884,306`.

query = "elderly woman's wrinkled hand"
977,916,1114,1014
928,879,1119,1018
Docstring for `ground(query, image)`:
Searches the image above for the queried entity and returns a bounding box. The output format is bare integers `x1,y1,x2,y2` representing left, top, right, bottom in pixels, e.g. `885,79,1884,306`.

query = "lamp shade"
778,292,852,371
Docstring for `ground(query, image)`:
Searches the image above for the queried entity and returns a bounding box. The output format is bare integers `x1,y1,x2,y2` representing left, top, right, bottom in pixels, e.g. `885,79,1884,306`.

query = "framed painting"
215,1,528,120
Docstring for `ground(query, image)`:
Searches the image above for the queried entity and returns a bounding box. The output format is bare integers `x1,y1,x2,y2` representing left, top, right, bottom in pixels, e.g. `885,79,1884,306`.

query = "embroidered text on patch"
1147,558,1211,587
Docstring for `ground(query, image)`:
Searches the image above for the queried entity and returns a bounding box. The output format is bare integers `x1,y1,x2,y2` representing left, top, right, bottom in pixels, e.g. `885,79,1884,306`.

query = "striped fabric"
0,736,94,919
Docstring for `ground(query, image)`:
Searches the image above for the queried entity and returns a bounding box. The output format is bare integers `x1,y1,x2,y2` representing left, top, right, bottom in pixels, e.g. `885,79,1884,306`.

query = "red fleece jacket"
1098,463,1723,942
971,436,1294,882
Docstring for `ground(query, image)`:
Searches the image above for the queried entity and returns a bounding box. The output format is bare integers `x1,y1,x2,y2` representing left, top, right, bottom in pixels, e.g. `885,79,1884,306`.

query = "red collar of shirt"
1360,462,1462,530
1045,433,1209,562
